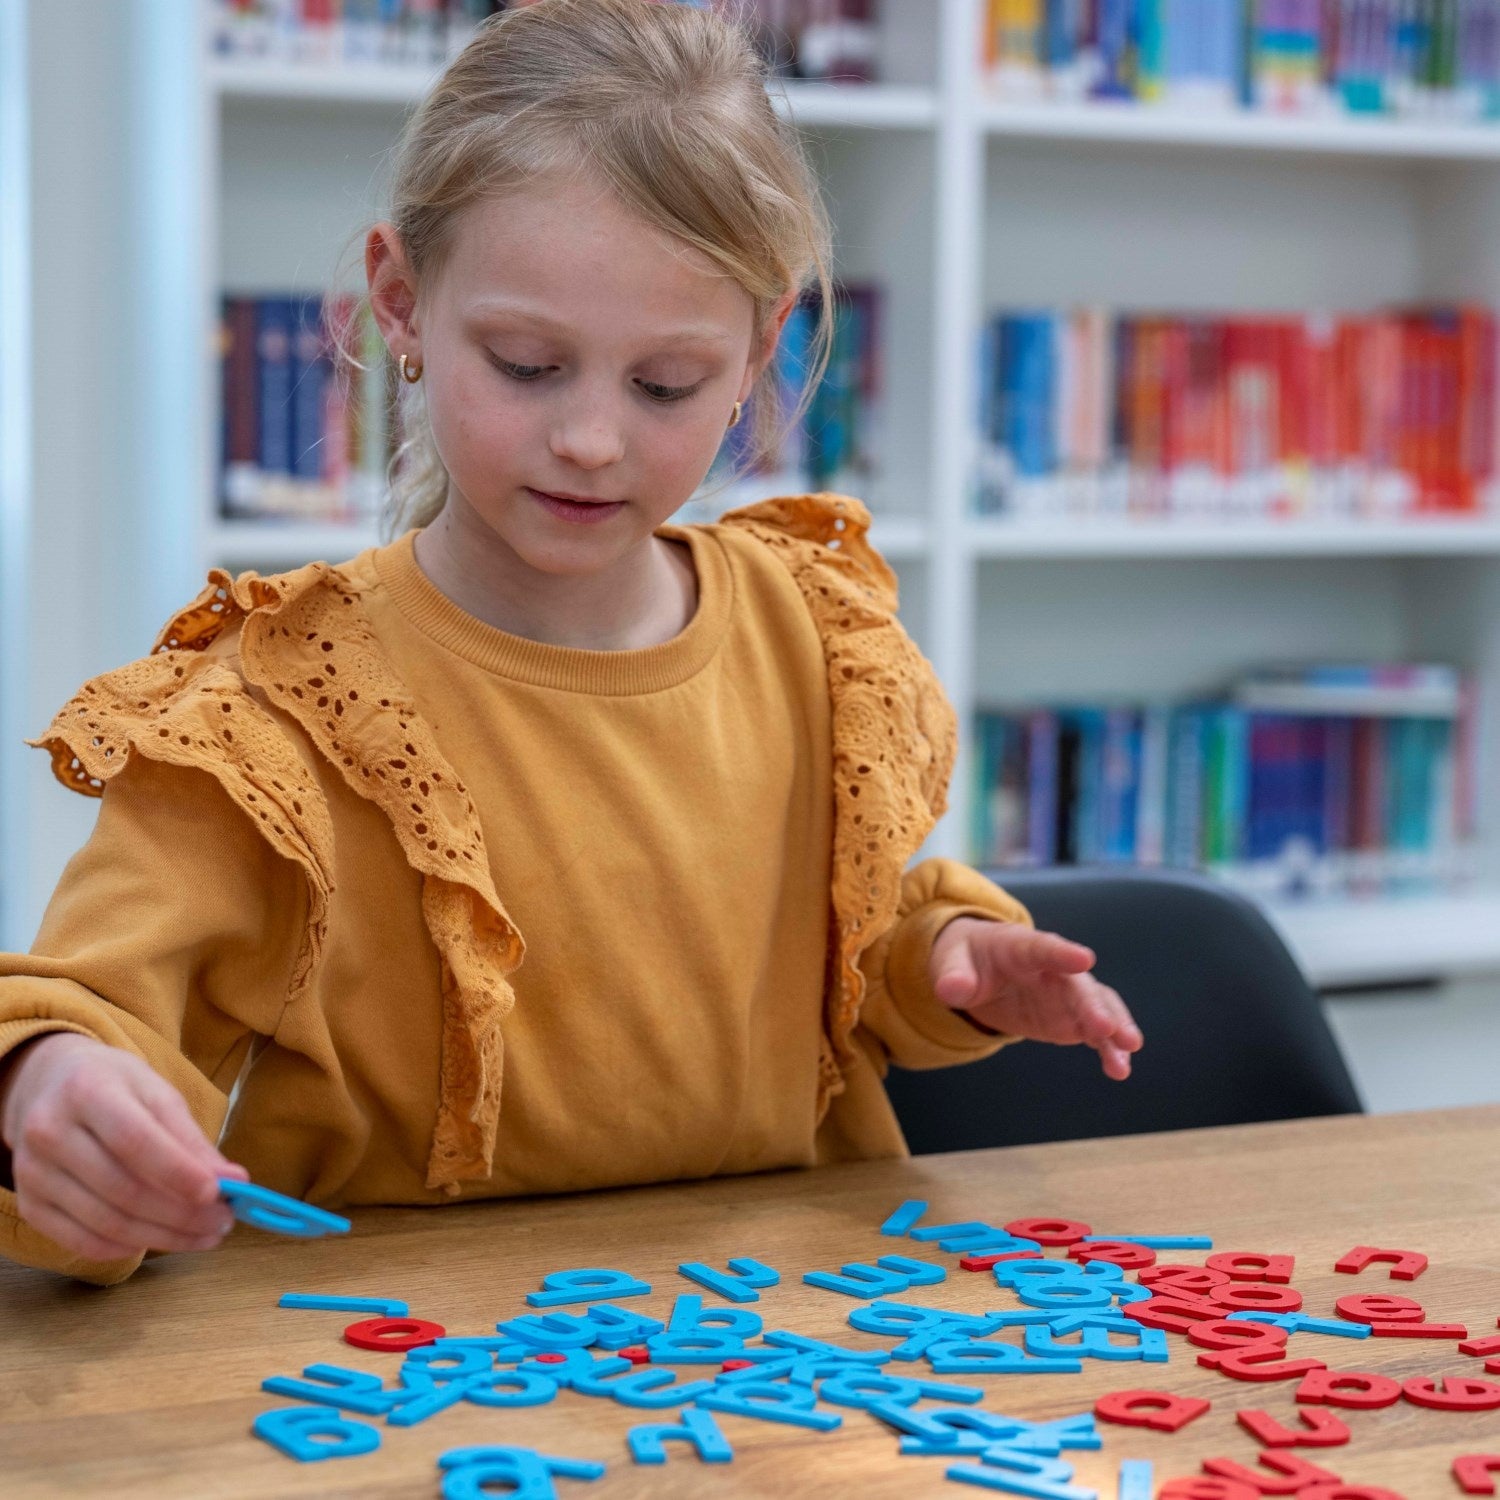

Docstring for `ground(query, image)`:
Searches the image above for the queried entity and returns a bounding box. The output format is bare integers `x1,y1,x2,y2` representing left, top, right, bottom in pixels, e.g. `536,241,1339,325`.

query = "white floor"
1322,975,1500,1114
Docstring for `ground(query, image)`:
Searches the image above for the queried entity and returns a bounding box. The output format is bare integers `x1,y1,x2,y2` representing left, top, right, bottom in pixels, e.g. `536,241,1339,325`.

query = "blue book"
1093,0,1137,94
1027,711,1060,864
1206,0,1246,94
1294,718,1329,855
1323,716,1355,856
1101,708,1142,862
290,294,331,484
1166,707,1208,868
972,714,1007,862
1206,706,1250,866
1043,0,1075,71
255,297,296,479
1010,315,1058,479
1068,708,1108,863
997,317,1023,478
1247,713,1290,860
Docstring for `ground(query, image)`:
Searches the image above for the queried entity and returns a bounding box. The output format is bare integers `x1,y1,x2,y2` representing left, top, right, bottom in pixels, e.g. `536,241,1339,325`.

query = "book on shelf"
975,305,1500,523
983,0,1500,120
219,291,396,524
972,663,1480,900
211,1,883,83
689,280,885,518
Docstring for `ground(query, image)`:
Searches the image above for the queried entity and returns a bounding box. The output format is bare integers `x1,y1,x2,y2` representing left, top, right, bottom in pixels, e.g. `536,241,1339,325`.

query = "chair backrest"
882,865,1363,1155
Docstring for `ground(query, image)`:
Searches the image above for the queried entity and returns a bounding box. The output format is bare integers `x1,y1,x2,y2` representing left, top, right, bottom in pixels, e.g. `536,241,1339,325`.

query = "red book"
222,296,258,469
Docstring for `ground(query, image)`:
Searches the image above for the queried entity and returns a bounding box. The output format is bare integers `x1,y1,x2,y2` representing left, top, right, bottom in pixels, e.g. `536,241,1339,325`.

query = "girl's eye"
494,358,549,382
638,380,702,405
490,354,701,404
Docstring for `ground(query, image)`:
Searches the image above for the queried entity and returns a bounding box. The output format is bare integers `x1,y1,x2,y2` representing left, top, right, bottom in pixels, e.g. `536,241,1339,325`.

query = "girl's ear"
740,291,798,402
762,291,797,364
366,222,421,353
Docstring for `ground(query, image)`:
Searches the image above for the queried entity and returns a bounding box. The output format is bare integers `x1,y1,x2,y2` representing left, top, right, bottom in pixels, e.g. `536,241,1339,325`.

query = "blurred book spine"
219,290,392,523
975,305,1500,522
973,662,1480,899
211,0,882,82
693,281,885,516
982,0,1500,118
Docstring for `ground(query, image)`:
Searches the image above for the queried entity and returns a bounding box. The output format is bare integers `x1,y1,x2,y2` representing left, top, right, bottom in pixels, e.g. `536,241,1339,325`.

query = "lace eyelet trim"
720,493,956,1120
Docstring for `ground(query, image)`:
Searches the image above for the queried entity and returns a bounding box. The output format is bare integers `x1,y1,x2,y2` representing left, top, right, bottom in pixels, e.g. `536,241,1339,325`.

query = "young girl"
0,0,1139,1285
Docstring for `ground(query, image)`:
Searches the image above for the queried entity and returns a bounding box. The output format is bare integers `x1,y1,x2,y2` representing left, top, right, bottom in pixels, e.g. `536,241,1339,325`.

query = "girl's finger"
1097,1042,1133,1081
27,1155,224,1256
79,1085,223,1210
132,1062,243,1188
42,1119,232,1241
1000,929,1096,979
1055,976,1121,1046
20,1189,138,1264
1089,983,1143,1051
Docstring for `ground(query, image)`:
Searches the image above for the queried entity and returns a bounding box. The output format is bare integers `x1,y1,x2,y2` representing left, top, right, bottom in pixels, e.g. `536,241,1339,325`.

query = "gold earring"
728,401,743,429
399,353,423,384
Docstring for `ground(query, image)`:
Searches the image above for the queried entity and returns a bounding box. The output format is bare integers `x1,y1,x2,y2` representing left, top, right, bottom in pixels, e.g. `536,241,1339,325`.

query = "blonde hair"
338,0,836,536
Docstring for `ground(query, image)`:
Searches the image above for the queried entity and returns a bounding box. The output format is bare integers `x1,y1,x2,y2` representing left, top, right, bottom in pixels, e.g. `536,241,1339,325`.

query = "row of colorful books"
972,664,1479,898
219,294,396,523
217,283,883,522
984,0,1500,118
975,306,1500,521
210,0,882,82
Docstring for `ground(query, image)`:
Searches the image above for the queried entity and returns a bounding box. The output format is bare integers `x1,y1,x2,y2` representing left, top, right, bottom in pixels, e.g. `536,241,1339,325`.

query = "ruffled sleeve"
31,560,524,1197
718,493,971,1119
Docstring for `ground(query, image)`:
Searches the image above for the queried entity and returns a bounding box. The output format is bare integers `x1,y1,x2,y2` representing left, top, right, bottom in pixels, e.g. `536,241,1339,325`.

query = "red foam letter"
1454,1455,1500,1495
1095,1388,1212,1433
1141,1264,1230,1294
1236,1407,1350,1447
1333,1244,1427,1280
343,1315,445,1352
1202,1452,1343,1494
1212,1283,1303,1314
1334,1293,1424,1324
1004,1216,1091,1245
1295,1369,1402,1408
1159,1481,1258,1500
1070,1238,1156,1270
1206,1250,1294,1283
1405,1375,1500,1411
1213,1351,1326,1382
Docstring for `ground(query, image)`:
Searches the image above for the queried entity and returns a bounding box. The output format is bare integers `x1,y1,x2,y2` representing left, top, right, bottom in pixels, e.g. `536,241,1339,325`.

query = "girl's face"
371,174,784,577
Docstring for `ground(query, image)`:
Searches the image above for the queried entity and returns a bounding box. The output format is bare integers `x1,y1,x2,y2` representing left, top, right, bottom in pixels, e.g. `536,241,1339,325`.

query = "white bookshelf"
969,517,1500,560
11,0,1500,992
980,98,1500,162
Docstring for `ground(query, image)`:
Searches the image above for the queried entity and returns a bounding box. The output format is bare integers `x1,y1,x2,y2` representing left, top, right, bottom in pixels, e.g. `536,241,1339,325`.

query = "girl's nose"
548,402,626,471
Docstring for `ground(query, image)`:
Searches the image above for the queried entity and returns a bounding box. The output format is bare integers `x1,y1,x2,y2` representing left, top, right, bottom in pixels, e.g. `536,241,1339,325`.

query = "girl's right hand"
0,1033,247,1262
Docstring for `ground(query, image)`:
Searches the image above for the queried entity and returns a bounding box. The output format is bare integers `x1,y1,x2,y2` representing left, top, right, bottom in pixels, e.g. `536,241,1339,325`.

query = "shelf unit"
11,0,1500,982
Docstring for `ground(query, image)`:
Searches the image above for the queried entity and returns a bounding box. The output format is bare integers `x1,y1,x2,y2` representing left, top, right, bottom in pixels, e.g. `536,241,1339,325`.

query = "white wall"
2,0,186,947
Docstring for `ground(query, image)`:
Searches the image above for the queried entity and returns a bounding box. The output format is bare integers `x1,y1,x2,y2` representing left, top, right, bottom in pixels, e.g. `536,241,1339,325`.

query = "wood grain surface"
4,1105,1500,1498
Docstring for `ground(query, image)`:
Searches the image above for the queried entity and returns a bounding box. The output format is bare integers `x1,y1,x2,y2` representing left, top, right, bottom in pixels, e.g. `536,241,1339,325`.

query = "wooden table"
4,1105,1500,1498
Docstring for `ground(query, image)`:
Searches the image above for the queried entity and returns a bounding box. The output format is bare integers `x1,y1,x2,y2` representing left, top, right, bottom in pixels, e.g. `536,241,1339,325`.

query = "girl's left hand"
928,917,1143,1080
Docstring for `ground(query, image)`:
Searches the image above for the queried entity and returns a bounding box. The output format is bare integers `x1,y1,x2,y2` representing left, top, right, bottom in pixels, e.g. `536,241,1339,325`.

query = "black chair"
883,865,1363,1154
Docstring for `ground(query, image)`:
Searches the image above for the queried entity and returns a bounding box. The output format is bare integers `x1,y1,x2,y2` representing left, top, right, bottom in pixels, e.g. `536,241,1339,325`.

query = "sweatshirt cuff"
885,901,1020,1057
0,1184,144,1285
0,1016,99,1072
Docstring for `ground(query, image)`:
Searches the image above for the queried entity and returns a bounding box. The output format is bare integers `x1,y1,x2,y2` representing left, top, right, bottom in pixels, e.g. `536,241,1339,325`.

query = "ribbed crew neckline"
372,524,733,695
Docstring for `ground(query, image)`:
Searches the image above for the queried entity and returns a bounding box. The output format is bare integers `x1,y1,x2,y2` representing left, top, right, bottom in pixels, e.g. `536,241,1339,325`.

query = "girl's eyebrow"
466,300,736,349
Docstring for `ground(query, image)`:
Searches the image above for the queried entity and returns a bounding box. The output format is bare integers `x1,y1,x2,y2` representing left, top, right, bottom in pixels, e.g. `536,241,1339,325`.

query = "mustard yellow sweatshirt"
0,494,1026,1284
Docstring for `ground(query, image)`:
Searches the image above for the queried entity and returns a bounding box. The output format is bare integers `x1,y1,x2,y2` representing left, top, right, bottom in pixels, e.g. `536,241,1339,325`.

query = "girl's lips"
526,487,627,525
